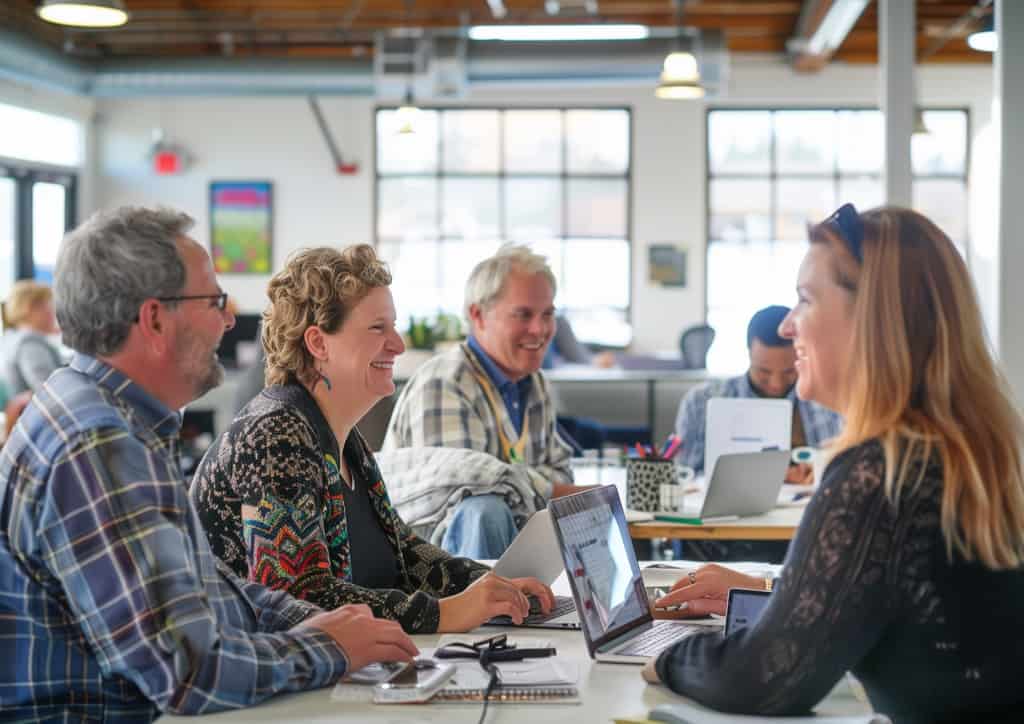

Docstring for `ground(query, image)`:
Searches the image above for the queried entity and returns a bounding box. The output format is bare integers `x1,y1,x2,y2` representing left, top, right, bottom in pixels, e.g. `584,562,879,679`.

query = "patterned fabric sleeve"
234,412,463,633
391,512,490,595
39,429,348,716
654,442,914,714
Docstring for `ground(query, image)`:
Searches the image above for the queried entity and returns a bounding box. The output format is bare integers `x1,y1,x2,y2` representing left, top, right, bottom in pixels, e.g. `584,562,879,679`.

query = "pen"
663,437,683,460
634,442,647,458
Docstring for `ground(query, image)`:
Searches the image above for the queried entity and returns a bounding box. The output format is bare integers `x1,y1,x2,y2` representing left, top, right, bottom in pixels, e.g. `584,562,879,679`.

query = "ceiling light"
468,24,649,42
37,0,128,28
396,89,420,135
967,17,996,53
804,0,869,55
912,108,931,136
655,51,704,100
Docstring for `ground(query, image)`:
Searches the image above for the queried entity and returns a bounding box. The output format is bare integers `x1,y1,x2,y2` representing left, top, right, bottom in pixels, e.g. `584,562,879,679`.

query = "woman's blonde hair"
262,245,391,387
2,280,53,330
813,206,1024,569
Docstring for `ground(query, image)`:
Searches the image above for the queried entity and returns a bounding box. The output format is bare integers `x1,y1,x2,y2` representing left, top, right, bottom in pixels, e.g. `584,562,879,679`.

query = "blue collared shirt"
0,354,347,721
467,335,533,435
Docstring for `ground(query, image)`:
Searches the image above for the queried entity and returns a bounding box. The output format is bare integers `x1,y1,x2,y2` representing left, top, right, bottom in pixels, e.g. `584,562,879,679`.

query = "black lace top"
655,440,1024,723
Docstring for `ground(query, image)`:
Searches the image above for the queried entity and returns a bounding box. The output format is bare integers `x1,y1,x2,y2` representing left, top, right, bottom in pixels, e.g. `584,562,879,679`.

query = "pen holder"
626,459,676,512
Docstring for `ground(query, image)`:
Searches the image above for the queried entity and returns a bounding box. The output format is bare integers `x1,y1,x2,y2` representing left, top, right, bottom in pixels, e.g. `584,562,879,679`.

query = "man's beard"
177,330,225,400
747,373,794,399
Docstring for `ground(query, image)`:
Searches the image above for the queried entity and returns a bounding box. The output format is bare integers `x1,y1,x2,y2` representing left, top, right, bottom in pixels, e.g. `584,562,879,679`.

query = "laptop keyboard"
487,595,576,625
617,620,697,657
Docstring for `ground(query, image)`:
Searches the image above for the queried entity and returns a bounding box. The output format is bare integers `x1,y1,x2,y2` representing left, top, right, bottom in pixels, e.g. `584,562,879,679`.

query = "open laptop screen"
549,486,650,652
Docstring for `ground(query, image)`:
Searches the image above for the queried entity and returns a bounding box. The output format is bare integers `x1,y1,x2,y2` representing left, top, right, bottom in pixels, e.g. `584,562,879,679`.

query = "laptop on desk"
675,449,791,521
549,486,721,664
486,509,581,630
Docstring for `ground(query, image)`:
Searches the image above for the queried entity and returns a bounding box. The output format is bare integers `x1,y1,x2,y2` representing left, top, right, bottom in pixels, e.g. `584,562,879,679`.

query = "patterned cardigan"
189,384,488,634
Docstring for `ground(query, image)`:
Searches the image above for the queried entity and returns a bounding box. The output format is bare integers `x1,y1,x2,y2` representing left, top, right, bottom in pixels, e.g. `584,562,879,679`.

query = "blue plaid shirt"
674,374,843,474
0,355,348,721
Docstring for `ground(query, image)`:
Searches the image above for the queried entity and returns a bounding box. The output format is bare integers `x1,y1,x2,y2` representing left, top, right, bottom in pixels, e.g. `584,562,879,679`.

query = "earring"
316,362,332,391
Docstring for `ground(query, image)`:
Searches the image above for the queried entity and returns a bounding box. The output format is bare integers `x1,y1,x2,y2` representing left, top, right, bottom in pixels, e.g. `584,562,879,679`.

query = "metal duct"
0,30,94,95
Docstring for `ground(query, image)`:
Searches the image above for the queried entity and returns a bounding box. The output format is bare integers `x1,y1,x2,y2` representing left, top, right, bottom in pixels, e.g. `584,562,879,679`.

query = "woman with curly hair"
190,245,553,634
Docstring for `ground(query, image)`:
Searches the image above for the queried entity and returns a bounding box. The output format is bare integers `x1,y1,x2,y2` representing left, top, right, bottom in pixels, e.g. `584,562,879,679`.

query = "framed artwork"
209,180,273,274
648,243,687,287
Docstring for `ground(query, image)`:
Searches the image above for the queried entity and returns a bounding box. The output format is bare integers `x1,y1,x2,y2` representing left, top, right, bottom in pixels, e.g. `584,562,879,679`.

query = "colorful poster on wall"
209,181,272,274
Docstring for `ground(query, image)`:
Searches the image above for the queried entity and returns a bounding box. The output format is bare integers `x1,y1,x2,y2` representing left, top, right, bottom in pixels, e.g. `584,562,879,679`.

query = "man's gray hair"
463,244,557,321
54,206,190,357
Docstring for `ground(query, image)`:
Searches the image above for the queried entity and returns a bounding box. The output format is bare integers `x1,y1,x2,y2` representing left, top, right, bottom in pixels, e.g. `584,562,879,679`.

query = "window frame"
703,105,971,326
0,156,77,281
372,104,634,334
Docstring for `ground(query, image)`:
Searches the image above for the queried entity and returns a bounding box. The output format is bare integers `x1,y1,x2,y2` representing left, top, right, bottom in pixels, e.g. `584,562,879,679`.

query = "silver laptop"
681,449,791,521
549,486,719,664
486,509,581,630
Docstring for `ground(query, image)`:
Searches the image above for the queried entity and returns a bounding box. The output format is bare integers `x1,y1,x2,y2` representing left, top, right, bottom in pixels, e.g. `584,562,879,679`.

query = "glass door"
0,177,16,303
32,180,68,283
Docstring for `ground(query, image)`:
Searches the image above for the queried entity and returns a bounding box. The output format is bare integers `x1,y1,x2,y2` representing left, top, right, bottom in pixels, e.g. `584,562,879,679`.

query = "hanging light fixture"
656,51,704,100
395,87,420,135
967,16,996,53
912,108,931,136
37,0,129,28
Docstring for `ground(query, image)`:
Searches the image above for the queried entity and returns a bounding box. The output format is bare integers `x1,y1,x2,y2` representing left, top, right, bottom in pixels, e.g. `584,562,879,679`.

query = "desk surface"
160,563,875,723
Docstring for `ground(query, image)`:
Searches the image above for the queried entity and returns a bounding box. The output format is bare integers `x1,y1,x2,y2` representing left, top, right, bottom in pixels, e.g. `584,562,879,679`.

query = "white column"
997,0,1024,403
879,0,914,206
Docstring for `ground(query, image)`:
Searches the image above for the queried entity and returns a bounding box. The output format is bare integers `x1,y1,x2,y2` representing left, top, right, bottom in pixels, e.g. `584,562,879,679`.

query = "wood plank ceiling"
2,0,992,65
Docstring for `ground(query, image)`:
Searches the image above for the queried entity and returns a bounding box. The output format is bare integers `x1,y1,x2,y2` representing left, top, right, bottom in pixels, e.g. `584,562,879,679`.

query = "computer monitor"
217,313,261,368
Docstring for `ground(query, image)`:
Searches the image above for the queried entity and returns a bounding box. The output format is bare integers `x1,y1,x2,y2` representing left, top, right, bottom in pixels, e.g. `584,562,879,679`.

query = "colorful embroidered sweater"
189,383,489,633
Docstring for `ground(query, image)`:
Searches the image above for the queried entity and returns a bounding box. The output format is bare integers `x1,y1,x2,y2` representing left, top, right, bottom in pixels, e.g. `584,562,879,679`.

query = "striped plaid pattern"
382,343,573,500
674,374,844,474
0,355,347,722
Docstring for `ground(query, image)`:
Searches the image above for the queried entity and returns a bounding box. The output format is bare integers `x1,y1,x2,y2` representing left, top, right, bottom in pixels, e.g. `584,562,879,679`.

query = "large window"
375,107,632,346
705,108,968,373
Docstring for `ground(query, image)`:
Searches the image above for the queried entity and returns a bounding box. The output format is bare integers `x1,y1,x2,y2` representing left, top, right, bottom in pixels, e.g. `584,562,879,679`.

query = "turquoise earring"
316,362,332,391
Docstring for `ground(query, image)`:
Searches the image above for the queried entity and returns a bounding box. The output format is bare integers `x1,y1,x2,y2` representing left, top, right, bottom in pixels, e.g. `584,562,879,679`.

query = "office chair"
679,324,715,369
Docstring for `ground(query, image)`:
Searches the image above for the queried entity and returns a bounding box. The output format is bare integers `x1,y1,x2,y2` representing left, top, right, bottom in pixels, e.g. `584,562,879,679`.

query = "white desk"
160,562,876,723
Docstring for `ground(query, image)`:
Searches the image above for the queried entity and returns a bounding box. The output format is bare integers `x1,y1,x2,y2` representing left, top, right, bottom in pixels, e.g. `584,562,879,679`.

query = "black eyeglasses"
157,292,229,311
824,203,864,264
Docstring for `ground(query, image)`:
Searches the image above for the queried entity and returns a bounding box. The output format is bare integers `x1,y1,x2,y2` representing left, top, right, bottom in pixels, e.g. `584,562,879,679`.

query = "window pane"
706,239,807,374
378,239,442,325
439,240,502,312
708,110,772,175
377,178,438,241
441,178,499,238
837,110,883,173
914,179,968,254
442,110,500,173
528,239,564,286
32,182,66,282
505,177,562,239
505,110,562,173
566,178,627,237
566,110,629,174
0,178,16,302
709,178,771,242
912,110,967,175
376,109,439,173
775,111,836,174
838,177,884,211
0,103,82,167
564,306,631,348
563,239,629,309
776,179,836,241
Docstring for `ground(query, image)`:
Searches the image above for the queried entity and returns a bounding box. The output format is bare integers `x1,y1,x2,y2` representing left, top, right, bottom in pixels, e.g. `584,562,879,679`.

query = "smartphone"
372,658,455,704
724,588,771,637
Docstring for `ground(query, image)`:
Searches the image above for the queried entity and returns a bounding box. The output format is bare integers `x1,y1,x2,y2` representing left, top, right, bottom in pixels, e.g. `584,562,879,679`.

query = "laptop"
486,509,581,629
549,485,720,664
677,449,791,521
703,397,792,478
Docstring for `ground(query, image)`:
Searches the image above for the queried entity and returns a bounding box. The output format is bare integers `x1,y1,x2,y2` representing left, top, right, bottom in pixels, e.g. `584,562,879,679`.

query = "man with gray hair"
0,207,416,720
382,244,587,558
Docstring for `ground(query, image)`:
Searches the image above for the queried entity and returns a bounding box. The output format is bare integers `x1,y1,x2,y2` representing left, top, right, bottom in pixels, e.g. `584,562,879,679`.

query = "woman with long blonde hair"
644,206,1024,722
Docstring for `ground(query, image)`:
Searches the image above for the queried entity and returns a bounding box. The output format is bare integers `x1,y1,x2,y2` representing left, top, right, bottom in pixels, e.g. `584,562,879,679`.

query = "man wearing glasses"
0,206,417,720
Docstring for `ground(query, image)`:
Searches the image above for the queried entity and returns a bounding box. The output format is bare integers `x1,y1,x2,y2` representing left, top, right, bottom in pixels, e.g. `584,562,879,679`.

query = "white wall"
88,56,994,353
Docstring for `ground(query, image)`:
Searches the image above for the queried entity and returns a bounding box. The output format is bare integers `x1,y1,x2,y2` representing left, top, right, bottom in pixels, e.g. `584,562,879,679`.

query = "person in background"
542,313,617,369
0,207,417,721
674,304,842,484
190,245,553,635
0,279,63,396
381,244,590,558
645,205,1024,723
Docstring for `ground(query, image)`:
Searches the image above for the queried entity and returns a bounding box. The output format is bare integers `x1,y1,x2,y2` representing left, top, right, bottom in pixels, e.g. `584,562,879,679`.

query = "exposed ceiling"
1,0,994,65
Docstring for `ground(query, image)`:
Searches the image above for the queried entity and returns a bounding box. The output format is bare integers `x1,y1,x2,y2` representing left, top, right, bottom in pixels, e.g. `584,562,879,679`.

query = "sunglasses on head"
824,203,864,263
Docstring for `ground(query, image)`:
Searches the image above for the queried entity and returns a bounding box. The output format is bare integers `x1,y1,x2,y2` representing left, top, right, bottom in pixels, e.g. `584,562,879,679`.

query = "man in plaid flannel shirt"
383,245,590,558
0,207,416,721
